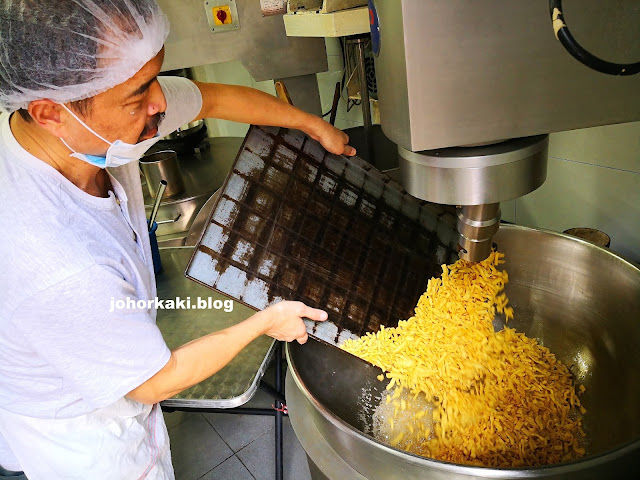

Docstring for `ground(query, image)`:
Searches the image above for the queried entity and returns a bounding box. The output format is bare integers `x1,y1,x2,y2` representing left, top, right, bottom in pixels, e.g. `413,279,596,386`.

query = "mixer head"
370,1,639,261
398,136,549,262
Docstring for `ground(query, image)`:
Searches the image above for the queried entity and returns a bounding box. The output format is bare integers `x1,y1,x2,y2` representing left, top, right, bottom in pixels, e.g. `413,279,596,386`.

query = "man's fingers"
344,145,356,156
304,307,328,322
296,332,309,344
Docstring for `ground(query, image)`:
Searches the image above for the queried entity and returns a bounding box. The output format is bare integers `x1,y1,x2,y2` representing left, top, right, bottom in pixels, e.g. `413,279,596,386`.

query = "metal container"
287,224,640,479
563,228,611,249
143,137,244,246
140,150,185,198
162,119,205,141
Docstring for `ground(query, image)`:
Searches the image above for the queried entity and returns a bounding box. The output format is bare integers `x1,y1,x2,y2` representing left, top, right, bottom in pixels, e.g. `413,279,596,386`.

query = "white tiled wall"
512,122,640,263
190,61,277,138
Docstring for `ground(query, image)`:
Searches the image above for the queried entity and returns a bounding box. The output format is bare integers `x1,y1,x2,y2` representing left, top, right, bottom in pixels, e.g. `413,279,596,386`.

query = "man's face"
62,48,167,155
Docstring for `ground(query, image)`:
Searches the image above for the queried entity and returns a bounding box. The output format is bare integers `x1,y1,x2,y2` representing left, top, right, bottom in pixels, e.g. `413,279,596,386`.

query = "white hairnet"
0,0,170,113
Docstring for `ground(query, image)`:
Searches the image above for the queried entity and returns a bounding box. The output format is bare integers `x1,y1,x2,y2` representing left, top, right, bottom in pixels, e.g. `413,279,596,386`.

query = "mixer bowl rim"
286,224,640,477
286,348,640,477
495,224,639,269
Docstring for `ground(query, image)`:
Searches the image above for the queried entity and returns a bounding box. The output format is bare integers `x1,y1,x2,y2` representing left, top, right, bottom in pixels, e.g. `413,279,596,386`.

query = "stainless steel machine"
371,0,640,262
285,1,640,479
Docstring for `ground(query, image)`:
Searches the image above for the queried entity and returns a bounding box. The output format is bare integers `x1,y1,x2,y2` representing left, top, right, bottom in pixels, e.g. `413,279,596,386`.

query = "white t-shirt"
0,76,203,479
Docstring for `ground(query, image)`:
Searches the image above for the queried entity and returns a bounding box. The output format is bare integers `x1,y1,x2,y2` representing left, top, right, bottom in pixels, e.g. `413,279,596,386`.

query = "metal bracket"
156,213,182,225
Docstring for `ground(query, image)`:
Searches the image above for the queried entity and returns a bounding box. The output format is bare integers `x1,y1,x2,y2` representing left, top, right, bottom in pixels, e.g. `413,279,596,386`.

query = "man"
0,1,355,478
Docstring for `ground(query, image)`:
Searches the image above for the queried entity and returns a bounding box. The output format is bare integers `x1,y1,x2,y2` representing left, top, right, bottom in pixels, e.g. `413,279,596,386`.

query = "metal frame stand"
348,35,373,164
161,341,287,480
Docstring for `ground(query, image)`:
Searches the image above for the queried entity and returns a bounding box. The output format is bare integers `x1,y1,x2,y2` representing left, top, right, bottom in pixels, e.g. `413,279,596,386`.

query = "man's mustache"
139,112,165,141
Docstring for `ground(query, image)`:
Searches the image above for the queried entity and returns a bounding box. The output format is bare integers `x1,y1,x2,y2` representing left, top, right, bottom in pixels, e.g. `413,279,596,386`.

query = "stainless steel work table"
156,247,288,479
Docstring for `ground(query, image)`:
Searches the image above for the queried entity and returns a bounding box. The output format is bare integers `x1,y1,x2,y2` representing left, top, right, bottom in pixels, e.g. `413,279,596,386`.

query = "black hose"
549,0,640,76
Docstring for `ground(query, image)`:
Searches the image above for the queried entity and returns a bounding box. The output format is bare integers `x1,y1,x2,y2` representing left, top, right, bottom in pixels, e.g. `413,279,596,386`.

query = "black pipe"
161,406,282,416
259,379,286,405
275,341,284,480
549,0,640,76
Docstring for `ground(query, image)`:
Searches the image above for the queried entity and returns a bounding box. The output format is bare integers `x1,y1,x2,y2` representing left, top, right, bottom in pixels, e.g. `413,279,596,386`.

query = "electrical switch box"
205,0,240,33
213,6,232,25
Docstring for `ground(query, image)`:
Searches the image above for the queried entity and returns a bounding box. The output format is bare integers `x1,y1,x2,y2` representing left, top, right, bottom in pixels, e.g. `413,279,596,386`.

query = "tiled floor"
164,367,312,480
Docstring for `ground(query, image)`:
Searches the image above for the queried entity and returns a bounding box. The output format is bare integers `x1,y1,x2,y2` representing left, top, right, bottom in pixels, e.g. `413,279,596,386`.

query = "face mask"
59,103,161,169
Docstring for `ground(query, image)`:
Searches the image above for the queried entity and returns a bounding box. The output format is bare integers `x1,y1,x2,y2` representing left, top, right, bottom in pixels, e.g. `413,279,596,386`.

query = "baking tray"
186,125,459,346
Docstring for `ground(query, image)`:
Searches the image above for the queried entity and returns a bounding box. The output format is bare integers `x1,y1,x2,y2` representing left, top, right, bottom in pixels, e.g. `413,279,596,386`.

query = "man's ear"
27,100,67,136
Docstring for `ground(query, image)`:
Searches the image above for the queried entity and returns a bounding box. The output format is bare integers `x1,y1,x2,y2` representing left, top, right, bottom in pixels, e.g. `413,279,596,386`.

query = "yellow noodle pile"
342,251,586,467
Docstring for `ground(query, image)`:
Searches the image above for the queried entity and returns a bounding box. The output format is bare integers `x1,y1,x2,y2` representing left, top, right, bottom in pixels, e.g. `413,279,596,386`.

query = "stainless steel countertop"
157,246,274,408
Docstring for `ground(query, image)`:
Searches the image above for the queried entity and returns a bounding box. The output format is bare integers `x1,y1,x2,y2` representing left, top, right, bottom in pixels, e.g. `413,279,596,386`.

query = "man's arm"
192,81,356,157
126,301,327,405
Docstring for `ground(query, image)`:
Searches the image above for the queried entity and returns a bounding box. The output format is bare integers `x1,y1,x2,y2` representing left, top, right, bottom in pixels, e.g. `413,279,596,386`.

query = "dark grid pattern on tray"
186,126,460,346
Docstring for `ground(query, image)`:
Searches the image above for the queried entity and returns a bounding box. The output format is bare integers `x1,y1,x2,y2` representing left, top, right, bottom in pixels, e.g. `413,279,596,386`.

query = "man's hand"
307,117,357,157
127,300,328,404
193,82,356,157
260,300,328,344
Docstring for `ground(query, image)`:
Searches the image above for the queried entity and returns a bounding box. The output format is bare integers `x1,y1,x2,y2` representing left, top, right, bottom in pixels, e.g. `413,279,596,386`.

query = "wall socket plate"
204,0,240,33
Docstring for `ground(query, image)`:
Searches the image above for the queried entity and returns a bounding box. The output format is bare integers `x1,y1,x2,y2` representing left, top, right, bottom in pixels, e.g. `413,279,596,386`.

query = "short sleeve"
157,76,204,138
9,264,171,409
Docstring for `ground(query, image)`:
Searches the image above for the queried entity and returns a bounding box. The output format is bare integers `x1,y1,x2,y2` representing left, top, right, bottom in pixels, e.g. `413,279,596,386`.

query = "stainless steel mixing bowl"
286,224,640,479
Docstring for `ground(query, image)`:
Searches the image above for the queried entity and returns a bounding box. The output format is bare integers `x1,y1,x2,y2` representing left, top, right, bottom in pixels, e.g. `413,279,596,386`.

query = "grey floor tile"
162,409,198,430
203,413,274,452
169,413,234,480
236,418,311,480
199,455,254,480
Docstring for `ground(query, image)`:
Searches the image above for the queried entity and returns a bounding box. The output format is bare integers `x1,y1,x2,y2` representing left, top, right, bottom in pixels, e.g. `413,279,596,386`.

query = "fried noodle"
342,251,586,467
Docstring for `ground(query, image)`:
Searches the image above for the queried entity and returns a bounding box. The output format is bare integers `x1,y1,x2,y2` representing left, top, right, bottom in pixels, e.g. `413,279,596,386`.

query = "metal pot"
162,119,205,141
286,224,640,479
143,137,245,246
140,150,186,198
